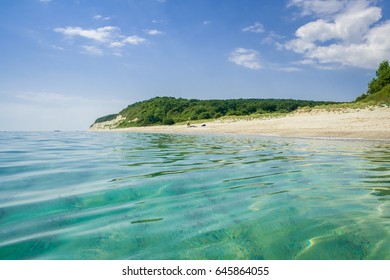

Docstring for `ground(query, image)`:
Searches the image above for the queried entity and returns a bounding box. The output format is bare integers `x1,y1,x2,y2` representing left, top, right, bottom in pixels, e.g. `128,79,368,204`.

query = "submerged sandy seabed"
91,106,390,140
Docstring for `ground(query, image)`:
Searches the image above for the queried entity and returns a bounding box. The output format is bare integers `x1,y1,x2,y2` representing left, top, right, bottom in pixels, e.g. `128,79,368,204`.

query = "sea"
0,131,389,260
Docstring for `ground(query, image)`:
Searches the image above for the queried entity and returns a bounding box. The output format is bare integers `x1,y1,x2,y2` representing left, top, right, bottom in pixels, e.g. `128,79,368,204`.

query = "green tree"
367,60,390,96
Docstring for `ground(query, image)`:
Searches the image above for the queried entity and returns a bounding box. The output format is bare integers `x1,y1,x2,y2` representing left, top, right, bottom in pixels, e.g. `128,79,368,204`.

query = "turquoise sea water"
0,131,389,260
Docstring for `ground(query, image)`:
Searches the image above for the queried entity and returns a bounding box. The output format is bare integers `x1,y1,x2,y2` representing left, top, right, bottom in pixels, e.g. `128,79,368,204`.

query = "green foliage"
94,114,118,123
375,60,390,87
96,96,337,128
94,60,390,128
361,84,390,104
163,118,175,125
357,60,390,101
355,93,369,102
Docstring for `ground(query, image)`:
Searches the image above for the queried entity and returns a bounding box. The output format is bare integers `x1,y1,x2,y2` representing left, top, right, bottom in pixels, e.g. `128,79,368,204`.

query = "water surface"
0,132,389,259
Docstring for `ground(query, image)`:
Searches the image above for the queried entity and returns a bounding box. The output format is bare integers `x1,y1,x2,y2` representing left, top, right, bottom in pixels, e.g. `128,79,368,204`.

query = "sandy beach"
92,106,390,140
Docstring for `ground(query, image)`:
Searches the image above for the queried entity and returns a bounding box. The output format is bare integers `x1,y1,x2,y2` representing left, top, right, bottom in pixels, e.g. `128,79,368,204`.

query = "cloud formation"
54,26,147,55
54,26,118,43
285,0,390,69
93,14,111,20
229,48,262,70
82,45,103,56
145,29,164,35
288,0,347,16
123,35,146,45
242,22,265,33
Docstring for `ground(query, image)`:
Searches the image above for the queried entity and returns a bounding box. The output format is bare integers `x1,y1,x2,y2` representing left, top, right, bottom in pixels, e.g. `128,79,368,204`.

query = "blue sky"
1,0,390,131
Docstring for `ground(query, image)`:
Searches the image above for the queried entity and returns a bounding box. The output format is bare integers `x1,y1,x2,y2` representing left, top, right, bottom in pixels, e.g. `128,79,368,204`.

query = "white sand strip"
91,106,390,140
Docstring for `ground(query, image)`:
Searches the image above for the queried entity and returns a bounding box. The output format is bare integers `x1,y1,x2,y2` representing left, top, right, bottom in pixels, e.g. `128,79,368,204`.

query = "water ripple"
0,132,389,259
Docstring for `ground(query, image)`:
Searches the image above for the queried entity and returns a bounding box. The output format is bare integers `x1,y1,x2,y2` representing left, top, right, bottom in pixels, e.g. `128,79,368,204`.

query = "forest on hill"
93,97,337,128
92,60,390,129
356,60,390,104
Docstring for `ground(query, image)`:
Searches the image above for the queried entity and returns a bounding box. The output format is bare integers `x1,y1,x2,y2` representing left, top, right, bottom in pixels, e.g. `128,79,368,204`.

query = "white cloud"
123,35,146,45
242,22,265,33
93,14,111,20
203,20,211,25
285,0,390,69
82,45,103,56
274,66,302,72
54,26,118,43
261,31,284,45
49,44,64,51
229,48,262,70
54,26,147,55
145,29,164,35
109,41,125,48
288,0,347,16
39,0,52,3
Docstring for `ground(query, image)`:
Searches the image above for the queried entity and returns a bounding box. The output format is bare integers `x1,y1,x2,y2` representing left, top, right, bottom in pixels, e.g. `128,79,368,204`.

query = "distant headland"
90,61,390,140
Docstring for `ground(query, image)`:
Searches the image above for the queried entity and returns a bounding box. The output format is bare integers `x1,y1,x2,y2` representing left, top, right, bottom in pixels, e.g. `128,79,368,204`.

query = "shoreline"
90,106,390,141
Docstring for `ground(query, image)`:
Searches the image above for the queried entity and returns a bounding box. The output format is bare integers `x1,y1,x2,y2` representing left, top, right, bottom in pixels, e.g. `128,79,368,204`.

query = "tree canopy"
93,97,337,128
357,60,390,101
92,60,390,129
368,60,390,94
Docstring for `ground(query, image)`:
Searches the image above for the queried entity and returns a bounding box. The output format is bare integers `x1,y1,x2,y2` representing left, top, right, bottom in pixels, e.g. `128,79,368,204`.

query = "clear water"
0,132,389,260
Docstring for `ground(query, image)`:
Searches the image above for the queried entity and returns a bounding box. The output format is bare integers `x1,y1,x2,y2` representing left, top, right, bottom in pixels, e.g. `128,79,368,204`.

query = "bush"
163,118,175,125
198,112,211,119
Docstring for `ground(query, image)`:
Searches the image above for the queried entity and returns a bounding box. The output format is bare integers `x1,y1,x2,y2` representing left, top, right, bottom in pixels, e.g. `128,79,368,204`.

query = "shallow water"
0,131,389,259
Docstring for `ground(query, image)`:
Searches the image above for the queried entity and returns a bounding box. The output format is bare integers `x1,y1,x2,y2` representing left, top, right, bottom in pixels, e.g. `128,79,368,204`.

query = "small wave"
0,132,389,259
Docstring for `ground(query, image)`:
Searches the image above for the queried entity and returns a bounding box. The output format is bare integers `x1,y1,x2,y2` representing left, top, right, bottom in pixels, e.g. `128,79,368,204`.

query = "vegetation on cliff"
92,60,390,129
94,114,118,124
92,97,337,128
356,60,390,103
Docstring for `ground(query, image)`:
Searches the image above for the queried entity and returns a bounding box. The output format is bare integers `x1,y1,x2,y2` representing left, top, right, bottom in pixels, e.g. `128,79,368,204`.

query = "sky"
1,0,390,131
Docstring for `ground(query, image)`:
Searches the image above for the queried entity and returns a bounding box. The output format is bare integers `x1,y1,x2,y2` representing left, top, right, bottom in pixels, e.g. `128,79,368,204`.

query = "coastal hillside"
90,97,337,129
90,60,390,131
358,84,390,104
356,60,390,103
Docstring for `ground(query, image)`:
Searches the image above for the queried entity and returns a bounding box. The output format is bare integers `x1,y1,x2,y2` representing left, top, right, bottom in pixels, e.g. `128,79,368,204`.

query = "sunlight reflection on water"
0,132,389,259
